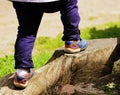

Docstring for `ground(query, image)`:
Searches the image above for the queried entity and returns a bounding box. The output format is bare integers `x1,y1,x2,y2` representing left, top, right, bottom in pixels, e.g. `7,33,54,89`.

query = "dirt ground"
0,0,120,56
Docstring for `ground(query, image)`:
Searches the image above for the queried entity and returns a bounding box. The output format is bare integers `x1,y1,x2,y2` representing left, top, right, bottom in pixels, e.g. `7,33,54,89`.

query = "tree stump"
0,38,120,95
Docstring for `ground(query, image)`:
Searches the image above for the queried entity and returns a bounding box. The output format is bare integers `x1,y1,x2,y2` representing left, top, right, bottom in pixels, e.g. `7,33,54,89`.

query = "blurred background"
0,0,120,56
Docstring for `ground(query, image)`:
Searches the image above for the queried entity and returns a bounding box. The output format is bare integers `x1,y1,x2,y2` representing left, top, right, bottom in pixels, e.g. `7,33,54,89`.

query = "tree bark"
0,38,120,95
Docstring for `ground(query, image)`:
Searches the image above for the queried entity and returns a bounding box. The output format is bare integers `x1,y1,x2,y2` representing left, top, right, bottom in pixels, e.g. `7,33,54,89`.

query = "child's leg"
60,0,80,41
13,2,44,88
60,0,87,53
13,2,44,69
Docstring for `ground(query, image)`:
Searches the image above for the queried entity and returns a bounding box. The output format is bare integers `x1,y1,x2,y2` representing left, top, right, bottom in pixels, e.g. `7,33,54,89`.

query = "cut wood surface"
0,38,120,95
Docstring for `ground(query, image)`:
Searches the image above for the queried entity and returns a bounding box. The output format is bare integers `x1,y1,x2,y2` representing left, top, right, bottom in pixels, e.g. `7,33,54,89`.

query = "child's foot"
14,68,34,88
64,39,88,53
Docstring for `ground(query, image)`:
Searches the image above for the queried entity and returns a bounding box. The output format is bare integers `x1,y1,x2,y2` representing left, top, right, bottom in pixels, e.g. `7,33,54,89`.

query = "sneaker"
64,39,88,53
14,68,34,88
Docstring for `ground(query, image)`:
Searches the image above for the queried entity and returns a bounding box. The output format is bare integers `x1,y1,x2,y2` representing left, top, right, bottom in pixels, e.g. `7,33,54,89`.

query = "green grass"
81,22,120,39
0,55,15,78
0,21,120,79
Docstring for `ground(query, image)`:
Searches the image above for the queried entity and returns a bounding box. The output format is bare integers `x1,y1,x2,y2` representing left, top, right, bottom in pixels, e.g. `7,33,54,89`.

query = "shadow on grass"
82,25,120,39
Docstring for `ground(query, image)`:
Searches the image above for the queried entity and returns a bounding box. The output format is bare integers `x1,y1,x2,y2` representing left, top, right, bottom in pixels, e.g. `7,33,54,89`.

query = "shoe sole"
14,80,28,88
64,48,81,53
64,47,87,53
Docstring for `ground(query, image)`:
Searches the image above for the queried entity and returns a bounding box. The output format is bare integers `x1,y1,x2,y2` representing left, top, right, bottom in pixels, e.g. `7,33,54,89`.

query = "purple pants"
13,0,80,69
